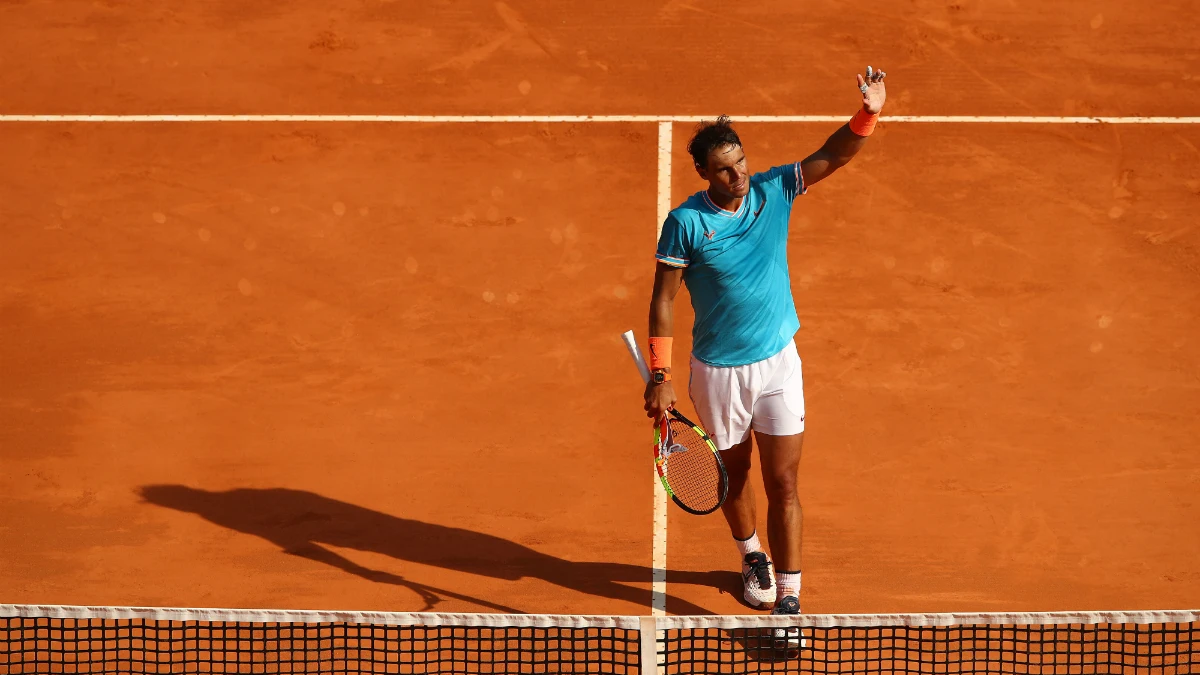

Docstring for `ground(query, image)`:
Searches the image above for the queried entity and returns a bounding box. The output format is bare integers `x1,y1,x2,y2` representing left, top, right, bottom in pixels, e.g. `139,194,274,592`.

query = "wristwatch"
651,368,672,384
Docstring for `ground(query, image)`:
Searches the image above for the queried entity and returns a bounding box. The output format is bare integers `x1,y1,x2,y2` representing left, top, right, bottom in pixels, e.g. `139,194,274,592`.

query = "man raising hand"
644,67,887,615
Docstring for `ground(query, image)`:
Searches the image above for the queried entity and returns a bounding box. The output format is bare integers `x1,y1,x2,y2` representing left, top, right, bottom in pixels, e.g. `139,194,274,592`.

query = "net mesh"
0,618,638,674
659,621,1200,674
1,606,1196,675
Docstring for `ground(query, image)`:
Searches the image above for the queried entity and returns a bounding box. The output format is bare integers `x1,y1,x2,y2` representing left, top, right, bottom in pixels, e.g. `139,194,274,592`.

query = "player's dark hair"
687,115,742,169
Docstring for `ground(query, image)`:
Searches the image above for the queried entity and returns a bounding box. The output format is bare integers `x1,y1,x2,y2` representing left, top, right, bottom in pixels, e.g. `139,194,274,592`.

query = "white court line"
0,115,1198,123
650,122,672,618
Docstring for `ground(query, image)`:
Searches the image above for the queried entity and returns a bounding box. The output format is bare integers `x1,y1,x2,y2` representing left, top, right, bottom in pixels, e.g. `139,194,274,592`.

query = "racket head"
654,408,729,515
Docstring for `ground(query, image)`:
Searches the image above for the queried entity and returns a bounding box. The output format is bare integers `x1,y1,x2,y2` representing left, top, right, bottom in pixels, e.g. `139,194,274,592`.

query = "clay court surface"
1,0,1198,618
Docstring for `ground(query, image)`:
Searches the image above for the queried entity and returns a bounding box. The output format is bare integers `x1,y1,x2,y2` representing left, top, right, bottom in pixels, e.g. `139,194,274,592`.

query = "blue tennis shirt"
655,162,806,367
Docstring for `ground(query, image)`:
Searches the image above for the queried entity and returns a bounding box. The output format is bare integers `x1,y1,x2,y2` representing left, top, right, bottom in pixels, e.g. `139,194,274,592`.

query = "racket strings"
662,417,724,512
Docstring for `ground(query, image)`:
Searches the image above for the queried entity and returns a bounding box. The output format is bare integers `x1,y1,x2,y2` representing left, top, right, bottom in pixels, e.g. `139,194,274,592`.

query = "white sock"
777,571,801,600
734,531,763,557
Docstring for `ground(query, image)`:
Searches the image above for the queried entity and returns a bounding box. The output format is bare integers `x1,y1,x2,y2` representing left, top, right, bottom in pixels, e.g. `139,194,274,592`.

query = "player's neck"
706,187,743,213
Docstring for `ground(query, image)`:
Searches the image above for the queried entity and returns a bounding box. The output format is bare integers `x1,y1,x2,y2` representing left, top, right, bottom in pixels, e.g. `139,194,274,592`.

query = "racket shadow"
140,484,725,615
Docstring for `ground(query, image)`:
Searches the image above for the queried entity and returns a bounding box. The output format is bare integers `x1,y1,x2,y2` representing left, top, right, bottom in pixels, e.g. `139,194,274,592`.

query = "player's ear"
694,162,707,180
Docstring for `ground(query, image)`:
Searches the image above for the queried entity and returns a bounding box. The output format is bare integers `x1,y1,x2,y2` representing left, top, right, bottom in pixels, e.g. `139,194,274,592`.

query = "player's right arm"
645,262,684,420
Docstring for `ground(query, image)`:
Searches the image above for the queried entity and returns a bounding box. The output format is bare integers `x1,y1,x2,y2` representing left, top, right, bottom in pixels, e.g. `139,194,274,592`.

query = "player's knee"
762,472,799,504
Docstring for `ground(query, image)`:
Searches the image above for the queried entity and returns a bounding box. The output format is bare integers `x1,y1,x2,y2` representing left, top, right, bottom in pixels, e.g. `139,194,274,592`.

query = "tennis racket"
621,330,729,516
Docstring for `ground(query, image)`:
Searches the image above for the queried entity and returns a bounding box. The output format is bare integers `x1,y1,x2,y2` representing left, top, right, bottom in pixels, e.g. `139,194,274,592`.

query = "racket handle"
621,330,652,385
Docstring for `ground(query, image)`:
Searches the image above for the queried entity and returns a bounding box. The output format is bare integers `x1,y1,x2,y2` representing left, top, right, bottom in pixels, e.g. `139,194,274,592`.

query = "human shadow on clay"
140,485,736,615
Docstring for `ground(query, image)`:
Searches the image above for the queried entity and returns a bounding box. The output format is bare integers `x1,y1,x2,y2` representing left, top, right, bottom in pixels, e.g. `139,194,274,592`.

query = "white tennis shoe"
741,551,777,609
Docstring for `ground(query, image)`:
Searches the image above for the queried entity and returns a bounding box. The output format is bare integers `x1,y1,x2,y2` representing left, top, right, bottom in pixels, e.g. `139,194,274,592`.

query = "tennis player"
643,67,887,615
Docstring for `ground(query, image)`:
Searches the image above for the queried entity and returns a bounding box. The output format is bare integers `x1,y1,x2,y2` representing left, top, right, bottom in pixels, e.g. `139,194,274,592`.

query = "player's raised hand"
857,66,887,114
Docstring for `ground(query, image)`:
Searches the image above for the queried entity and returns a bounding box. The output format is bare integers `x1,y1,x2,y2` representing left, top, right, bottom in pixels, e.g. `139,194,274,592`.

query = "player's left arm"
799,66,887,187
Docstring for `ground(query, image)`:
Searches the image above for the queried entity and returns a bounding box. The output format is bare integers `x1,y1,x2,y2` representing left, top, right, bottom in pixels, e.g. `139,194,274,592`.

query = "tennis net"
1,605,1196,674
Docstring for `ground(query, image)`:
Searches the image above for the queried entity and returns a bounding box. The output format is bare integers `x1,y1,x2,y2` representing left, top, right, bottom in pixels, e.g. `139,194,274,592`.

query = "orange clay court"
1,0,1198,620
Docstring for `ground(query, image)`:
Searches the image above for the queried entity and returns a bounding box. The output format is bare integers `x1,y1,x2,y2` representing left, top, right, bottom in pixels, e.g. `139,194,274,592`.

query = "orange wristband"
648,337,673,371
849,108,879,137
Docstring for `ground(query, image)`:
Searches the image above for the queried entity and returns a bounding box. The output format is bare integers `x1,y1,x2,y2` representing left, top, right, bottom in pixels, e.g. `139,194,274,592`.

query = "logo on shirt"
704,230,715,240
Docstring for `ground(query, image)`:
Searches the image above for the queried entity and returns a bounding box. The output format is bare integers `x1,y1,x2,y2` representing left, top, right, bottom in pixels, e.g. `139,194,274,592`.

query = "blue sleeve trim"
655,254,689,268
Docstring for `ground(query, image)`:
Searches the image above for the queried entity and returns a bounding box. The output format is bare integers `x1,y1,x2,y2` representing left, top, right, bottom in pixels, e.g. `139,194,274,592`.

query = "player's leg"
719,437,755,540
717,436,776,608
687,356,775,607
747,339,806,612
754,430,804,605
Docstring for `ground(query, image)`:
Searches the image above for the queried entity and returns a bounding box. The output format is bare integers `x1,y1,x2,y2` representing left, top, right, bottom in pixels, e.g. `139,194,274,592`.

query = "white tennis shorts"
688,339,806,450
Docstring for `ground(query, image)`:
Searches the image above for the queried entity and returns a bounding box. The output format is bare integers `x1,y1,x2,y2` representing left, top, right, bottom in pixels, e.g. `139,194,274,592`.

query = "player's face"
700,144,750,199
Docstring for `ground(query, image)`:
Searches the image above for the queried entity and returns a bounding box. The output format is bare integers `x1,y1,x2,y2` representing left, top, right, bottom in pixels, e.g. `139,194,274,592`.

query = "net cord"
3,604,1196,629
